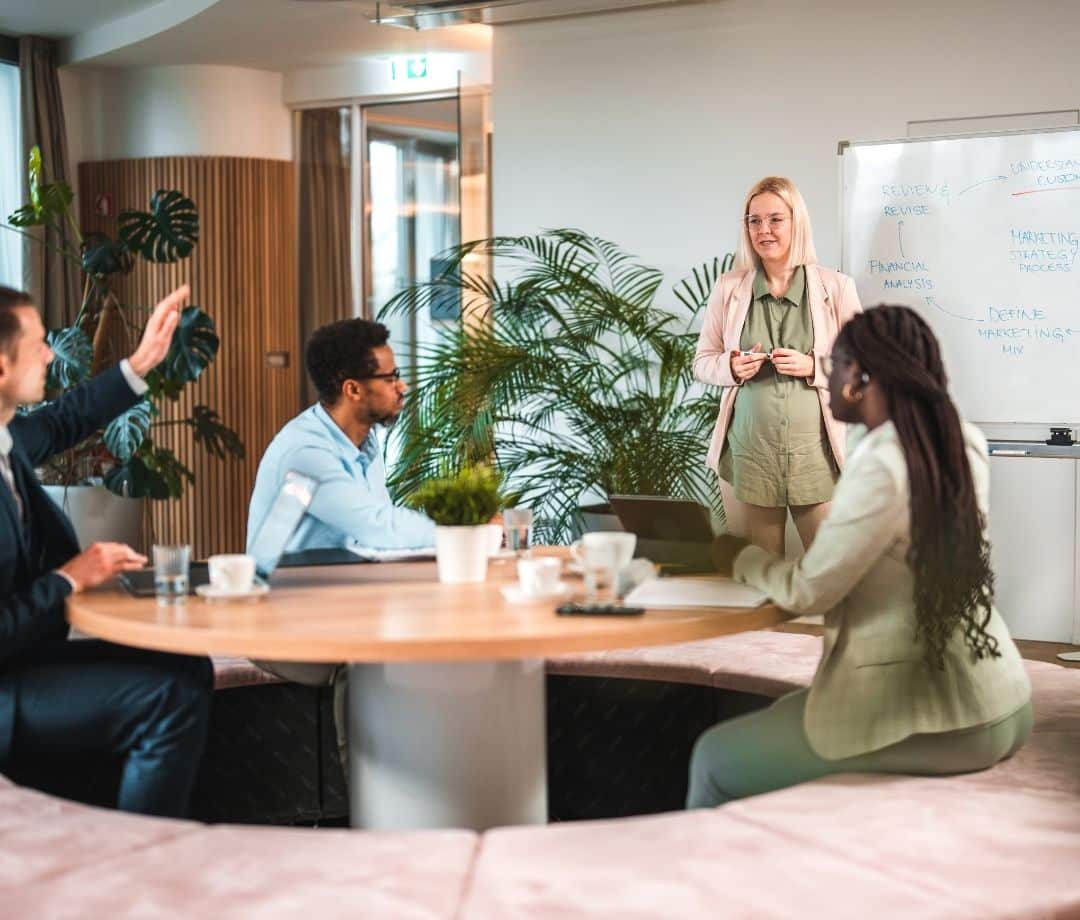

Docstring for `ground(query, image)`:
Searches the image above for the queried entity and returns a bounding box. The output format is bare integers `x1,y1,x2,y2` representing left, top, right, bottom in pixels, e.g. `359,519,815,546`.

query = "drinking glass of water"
153,544,191,606
581,543,619,605
503,507,534,557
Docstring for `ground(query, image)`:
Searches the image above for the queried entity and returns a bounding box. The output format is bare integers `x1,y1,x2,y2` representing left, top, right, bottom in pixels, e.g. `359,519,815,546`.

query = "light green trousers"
686,689,1033,808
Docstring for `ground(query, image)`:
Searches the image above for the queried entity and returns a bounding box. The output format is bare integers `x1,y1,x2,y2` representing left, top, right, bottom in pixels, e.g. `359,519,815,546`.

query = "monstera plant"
7,146,243,499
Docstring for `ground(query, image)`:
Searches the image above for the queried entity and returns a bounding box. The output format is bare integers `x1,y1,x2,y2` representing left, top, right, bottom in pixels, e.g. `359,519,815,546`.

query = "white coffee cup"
517,557,561,596
207,554,256,593
571,532,637,570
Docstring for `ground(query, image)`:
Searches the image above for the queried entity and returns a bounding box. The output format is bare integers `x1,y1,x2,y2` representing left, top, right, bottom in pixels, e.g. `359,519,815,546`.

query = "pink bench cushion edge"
723,773,1080,918
460,806,956,919
546,630,822,695
6,823,479,920
211,656,285,691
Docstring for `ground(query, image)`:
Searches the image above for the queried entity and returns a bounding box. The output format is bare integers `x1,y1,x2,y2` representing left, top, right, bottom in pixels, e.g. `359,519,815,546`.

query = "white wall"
61,64,291,164
492,0,1080,281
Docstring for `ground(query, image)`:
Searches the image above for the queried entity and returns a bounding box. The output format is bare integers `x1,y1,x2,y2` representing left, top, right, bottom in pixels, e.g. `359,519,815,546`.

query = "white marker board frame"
839,125,1080,436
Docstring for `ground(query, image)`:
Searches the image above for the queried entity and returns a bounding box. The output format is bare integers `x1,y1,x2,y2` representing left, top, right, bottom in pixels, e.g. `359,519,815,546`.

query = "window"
0,60,21,289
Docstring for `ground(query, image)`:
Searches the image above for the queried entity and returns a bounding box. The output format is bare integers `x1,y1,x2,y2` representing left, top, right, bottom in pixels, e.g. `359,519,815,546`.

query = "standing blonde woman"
694,177,862,555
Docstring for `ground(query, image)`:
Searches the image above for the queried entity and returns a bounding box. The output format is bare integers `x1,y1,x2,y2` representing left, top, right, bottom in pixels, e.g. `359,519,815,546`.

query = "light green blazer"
733,420,1031,760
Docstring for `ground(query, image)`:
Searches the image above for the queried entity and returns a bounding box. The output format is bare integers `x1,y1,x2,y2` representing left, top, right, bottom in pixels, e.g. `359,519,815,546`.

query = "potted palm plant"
7,146,243,546
381,230,732,543
406,464,507,583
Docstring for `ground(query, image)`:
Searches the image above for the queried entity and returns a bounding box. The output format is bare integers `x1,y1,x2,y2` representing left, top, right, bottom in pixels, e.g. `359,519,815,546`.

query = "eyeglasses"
745,215,788,232
359,368,402,382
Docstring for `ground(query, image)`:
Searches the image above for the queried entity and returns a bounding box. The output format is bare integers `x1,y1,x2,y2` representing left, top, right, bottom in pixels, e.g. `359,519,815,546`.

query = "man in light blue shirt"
247,318,435,555
246,318,435,768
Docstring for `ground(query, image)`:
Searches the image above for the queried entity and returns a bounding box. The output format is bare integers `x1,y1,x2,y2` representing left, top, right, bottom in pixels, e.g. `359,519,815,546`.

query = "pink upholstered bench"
3,644,1078,917
460,774,1080,919
211,656,284,691
463,657,1080,919
0,773,479,919
547,629,822,697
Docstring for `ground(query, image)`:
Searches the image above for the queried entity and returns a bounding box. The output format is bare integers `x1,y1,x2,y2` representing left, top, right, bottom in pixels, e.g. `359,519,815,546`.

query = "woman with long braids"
687,306,1032,806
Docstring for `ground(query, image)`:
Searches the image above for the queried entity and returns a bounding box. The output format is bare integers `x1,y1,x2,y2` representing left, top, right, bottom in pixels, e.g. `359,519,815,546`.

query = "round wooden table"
68,551,787,831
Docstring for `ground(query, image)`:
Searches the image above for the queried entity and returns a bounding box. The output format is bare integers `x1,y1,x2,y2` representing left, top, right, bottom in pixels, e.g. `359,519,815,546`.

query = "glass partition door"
364,101,461,372
363,99,461,473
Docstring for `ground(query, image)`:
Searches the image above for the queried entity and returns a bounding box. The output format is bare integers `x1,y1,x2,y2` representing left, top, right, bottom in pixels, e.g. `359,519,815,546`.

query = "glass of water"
581,543,618,605
153,544,191,606
503,507,534,557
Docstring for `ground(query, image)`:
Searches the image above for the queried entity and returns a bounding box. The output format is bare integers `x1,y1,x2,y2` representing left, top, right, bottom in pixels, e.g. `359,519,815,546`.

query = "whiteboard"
840,126,1080,425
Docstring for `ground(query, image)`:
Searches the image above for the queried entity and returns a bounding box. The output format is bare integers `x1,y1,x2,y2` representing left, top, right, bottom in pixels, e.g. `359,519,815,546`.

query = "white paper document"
346,544,436,563
625,576,767,609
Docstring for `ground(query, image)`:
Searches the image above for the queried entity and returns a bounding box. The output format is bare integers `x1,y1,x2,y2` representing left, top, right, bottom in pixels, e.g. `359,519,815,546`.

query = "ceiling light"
370,1,714,30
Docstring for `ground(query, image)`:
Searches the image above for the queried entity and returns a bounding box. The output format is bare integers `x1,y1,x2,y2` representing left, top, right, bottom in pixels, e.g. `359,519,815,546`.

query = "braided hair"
834,306,1000,669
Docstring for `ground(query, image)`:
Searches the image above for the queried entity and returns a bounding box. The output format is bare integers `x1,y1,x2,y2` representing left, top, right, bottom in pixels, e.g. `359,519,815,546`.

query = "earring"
842,382,864,403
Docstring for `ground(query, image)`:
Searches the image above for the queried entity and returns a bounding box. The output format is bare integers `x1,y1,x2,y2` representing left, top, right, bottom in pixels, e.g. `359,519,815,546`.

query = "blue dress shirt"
246,403,435,554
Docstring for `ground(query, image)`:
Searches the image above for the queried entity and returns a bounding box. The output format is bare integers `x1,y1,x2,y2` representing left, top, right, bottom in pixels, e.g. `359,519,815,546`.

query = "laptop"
120,471,320,596
607,494,719,574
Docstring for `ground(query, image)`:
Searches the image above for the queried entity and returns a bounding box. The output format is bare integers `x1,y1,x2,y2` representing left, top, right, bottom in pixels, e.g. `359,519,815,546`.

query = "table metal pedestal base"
348,658,547,830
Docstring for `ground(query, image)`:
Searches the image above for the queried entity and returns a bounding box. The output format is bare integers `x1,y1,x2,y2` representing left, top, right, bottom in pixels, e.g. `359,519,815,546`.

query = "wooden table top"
67,549,789,663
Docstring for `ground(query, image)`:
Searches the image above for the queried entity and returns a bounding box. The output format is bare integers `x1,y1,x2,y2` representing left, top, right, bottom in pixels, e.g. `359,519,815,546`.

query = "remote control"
556,603,645,617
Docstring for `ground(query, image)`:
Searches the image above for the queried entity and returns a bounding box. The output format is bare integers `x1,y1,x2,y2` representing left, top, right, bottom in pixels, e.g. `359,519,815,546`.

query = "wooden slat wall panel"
78,157,300,558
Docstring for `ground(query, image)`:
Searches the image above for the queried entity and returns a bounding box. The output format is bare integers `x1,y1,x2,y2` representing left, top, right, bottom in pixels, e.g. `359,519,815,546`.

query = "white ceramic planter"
434,525,492,584
42,484,144,550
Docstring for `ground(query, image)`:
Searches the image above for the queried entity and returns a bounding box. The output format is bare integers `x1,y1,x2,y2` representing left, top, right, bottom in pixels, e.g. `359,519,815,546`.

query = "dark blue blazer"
0,366,142,761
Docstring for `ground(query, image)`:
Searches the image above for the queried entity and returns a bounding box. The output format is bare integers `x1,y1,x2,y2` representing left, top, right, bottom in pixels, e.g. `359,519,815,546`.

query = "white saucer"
500,582,572,604
195,583,270,602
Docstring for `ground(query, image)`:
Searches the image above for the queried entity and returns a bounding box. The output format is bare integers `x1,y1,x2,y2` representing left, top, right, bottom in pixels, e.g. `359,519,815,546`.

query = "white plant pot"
434,525,492,584
42,484,144,551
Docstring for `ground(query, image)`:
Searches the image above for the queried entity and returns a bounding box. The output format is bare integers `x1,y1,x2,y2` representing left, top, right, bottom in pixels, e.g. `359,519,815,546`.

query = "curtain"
19,36,79,330
298,107,353,406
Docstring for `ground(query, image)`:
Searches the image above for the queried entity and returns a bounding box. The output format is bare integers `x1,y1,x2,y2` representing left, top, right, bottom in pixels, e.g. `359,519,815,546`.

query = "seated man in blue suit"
0,284,213,818
246,318,436,761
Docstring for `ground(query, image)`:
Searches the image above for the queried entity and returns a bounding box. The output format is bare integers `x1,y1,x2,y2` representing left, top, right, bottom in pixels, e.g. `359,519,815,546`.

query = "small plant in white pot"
407,465,506,584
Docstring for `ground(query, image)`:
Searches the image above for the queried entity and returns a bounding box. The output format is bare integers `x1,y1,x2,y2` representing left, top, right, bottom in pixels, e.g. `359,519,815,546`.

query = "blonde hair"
733,176,818,273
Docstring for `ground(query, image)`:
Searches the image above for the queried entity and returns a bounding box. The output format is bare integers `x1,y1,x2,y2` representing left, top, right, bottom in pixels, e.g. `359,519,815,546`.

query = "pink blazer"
693,264,863,475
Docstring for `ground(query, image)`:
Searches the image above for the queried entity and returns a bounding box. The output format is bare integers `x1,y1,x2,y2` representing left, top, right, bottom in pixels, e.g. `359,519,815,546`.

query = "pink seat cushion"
7,824,478,919
461,808,957,919
956,729,1080,798
703,629,821,696
724,774,1080,918
1025,659,1080,732
0,785,197,890
546,630,822,696
211,656,285,691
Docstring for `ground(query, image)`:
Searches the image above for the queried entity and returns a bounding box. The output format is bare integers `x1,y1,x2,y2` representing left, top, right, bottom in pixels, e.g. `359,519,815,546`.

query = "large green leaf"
103,400,153,462
80,232,134,277
118,189,199,263
8,146,74,228
189,404,245,459
104,444,194,500
162,306,218,383
45,326,92,390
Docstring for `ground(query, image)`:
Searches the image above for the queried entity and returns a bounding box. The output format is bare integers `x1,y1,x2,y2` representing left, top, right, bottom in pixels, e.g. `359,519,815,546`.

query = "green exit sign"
391,56,428,80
